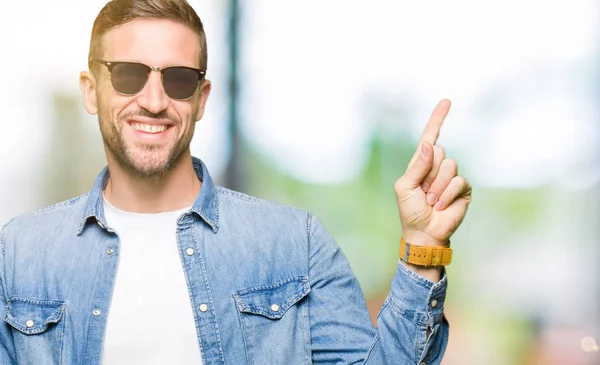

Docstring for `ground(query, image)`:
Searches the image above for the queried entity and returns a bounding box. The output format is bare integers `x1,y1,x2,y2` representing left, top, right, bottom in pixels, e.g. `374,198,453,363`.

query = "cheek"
95,77,114,100
191,104,200,121
97,96,132,126
98,104,118,125
172,104,196,129
96,90,113,114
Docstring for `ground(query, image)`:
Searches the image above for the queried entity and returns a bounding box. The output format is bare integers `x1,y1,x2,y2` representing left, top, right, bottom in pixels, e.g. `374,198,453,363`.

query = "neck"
103,152,201,213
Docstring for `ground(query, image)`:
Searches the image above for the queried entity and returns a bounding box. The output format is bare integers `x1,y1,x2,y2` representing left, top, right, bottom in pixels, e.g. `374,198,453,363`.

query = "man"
0,0,472,364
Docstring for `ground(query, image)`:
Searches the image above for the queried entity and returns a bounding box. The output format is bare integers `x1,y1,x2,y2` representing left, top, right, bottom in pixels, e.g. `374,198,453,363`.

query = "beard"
98,108,195,177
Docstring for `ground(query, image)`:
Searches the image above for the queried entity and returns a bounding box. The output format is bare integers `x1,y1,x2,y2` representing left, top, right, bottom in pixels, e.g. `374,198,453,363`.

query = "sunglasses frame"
89,58,207,100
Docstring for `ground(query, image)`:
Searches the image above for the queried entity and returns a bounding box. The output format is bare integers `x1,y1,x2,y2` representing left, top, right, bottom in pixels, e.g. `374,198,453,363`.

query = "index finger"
420,99,451,145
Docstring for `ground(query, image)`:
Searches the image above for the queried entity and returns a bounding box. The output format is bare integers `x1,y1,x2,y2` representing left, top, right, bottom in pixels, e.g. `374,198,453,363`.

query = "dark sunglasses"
89,58,206,100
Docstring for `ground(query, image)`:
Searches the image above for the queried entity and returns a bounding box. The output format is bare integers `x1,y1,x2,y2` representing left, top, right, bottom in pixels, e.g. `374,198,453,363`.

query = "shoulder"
1,193,90,237
215,186,315,230
216,187,306,213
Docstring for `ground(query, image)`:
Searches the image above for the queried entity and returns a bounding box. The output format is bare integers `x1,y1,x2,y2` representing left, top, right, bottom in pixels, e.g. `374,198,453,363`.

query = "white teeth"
131,123,168,133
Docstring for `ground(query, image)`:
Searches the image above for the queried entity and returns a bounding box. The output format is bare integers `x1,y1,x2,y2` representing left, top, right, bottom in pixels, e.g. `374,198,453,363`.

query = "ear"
193,79,212,122
80,70,98,115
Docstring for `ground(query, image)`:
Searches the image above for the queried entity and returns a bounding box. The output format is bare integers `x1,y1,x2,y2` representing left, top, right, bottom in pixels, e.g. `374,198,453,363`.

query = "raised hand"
394,99,472,251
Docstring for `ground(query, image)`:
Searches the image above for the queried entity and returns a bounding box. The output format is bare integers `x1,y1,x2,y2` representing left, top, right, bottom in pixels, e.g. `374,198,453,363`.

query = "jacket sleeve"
0,227,17,364
307,214,449,364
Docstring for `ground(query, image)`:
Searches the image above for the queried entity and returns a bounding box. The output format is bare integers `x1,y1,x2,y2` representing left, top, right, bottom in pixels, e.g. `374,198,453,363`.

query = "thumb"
401,142,434,188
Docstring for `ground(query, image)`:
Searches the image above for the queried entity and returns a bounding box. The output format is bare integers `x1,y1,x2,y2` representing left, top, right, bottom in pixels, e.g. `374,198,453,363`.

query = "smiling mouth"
130,122,169,134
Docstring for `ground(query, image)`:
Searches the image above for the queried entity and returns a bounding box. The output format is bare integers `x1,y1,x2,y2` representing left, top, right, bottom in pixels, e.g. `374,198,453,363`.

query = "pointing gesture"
394,99,472,256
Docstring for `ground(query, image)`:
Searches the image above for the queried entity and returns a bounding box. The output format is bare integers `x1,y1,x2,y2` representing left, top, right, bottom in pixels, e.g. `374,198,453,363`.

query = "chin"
108,138,188,177
120,151,172,177
131,164,170,177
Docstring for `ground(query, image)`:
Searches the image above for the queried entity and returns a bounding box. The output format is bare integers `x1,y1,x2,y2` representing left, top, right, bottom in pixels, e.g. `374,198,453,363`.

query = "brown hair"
88,0,208,72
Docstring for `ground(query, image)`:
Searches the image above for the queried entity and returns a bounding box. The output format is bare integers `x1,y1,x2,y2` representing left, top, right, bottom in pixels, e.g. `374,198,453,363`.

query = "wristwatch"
399,237,452,267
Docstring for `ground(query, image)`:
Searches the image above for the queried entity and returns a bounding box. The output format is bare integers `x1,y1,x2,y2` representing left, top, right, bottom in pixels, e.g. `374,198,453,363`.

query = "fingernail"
434,200,443,210
421,182,430,193
427,193,437,205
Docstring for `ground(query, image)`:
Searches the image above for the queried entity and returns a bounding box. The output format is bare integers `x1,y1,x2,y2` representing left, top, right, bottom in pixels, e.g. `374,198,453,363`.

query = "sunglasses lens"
111,63,150,95
163,67,200,100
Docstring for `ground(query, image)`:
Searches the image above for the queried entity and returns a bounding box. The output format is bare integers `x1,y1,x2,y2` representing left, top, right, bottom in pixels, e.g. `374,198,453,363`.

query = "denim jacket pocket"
233,277,311,364
4,298,66,365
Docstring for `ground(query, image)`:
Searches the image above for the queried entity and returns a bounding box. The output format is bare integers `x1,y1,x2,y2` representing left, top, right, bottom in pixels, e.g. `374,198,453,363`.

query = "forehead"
102,19,200,68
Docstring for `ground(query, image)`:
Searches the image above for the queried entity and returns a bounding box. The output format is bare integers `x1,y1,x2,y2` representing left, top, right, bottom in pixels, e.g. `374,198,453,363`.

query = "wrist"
399,233,450,283
402,230,449,247
400,260,443,283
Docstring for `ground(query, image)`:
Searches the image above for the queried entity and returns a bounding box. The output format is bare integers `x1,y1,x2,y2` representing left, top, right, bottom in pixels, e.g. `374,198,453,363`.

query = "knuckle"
452,175,465,184
429,179,445,193
433,145,446,159
463,177,472,188
458,175,471,189
453,175,472,194
443,158,458,173
424,171,436,182
393,177,405,191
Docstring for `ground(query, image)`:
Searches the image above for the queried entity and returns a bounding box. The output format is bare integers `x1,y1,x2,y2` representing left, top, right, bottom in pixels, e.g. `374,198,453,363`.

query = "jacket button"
26,320,34,328
107,248,114,255
93,309,101,317
271,304,280,312
431,300,438,308
199,304,208,312
186,248,195,256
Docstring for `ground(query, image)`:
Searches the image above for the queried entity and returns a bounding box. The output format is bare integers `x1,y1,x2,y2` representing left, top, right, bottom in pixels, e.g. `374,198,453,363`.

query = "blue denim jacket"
0,157,448,365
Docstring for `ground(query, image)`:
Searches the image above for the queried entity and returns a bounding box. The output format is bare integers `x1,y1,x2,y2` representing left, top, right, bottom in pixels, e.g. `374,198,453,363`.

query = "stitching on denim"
233,293,251,364
178,227,199,317
237,293,306,318
307,213,316,271
56,310,66,364
233,278,310,318
420,323,442,364
364,333,381,362
388,295,429,326
0,227,5,262
195,230,226,363
21,193,89,218
0,228,6,304
307,212,313,243
416,322,424,362
82,240,107,363
397,259,447,289
234,276,309,295
299,285,311,365
8,297,65,307
212,192,220,230
1,223,13,257
375,295,391,321
216,187,307,212
4,193,90,239
5,299,65,334
180,227,206,359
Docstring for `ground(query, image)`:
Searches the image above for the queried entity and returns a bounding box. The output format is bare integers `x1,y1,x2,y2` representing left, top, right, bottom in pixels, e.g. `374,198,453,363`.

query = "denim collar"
77,156,219,235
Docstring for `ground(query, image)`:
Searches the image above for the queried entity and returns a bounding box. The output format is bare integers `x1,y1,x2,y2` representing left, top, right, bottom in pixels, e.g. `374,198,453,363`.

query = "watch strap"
399,237,452,267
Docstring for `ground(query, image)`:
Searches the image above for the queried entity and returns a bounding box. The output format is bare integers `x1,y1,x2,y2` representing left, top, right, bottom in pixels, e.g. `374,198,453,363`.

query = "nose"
135,70,169,113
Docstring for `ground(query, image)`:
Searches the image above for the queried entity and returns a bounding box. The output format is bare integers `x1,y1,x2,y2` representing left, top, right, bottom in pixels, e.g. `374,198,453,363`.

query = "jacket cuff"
389,259,448,326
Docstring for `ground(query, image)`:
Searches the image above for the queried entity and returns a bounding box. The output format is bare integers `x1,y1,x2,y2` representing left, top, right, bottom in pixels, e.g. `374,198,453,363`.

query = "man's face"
81,19,211,177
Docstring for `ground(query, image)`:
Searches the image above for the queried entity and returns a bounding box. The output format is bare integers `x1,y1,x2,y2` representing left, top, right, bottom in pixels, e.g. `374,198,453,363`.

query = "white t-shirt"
101,197,203,365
